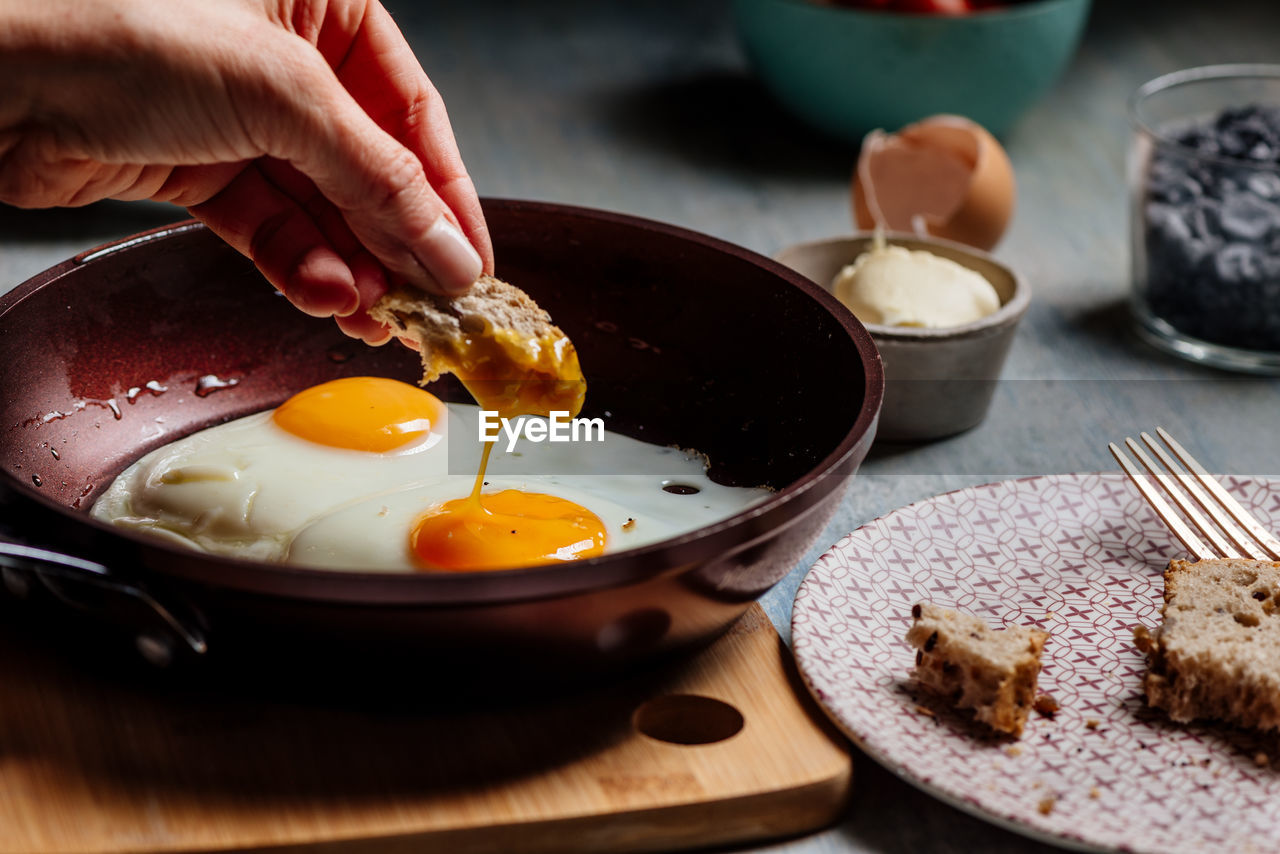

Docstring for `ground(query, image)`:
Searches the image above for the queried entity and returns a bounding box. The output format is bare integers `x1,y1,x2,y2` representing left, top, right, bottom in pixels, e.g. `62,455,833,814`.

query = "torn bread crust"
906,602,1049,738
1135,558,1280,732
370,275,586,418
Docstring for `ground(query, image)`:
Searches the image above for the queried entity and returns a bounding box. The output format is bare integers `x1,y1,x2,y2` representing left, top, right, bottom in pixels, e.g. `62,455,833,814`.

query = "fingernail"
418,215,482,295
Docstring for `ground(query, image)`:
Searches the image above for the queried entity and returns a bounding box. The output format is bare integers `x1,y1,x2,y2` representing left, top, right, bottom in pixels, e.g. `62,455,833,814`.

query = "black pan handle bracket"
0,541,208,665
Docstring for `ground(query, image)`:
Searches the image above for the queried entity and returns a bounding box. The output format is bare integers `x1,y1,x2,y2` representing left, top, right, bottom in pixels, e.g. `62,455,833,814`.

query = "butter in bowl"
777,232,1029,441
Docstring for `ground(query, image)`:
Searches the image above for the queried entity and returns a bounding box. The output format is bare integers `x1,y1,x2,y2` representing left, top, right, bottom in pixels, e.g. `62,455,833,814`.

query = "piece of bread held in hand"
370,275,586,418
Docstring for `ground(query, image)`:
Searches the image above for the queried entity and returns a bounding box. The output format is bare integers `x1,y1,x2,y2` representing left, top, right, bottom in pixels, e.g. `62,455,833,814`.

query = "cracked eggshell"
853,114,1016,251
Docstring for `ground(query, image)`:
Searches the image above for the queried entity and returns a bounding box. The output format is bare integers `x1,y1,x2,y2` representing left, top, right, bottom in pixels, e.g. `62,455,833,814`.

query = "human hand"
0,0,492,343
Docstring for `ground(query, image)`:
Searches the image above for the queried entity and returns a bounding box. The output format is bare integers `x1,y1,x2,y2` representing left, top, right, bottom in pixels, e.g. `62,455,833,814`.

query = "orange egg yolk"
411,490,607,571
410,444,606,572
272,377,444,452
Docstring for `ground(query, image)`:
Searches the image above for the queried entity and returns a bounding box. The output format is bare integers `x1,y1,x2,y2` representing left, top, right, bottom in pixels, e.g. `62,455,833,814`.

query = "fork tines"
1109,427,1280,563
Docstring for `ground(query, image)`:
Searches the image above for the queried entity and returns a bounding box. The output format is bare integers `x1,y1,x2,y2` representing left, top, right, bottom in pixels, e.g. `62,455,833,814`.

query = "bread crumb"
1088,787,1100,800
1037,796,1056,816
622,518,636,531
914,705,936,718
1085,718,1101,730
1033,693,1060,718
1004,745,1022,758
1255,752,1270,767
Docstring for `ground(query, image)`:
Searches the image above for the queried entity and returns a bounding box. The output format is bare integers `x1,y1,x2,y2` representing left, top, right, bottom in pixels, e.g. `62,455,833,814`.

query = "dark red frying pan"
0,200,882,681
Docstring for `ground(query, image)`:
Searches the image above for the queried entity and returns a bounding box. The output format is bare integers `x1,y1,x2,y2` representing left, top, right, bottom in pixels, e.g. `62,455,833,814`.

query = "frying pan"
0,200,882,679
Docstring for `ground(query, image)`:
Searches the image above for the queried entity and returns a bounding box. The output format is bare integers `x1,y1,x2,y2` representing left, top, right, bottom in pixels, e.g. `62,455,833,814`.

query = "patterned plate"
793,473,1280,854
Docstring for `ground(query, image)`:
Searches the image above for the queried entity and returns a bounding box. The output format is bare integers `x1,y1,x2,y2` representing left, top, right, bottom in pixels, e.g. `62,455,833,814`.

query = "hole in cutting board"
633,694,744,745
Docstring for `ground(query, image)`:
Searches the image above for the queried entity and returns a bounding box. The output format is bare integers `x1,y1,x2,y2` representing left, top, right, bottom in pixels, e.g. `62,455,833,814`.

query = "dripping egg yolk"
272,377,444,452
411,490,607,571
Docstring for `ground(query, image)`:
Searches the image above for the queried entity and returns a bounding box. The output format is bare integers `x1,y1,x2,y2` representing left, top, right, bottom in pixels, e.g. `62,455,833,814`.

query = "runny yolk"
410,443,607,572
443,328,587,419
272,377,444,452
408,324,599,571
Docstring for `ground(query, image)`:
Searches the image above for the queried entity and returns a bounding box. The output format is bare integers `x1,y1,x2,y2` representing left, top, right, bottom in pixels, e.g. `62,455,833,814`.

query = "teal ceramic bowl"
734,0,1091,140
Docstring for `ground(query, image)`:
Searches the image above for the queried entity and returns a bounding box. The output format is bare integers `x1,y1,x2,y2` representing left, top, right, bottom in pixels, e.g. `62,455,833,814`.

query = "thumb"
262,55,483,295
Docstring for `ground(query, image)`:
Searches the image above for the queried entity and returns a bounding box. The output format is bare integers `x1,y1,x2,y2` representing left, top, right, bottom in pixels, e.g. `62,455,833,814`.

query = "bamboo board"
0,604,851,853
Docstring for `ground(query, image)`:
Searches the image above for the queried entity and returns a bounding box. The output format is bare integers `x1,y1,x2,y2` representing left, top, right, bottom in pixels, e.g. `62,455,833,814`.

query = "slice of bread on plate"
370,275,585,418
906,603,1049,737
1134,558,1280,731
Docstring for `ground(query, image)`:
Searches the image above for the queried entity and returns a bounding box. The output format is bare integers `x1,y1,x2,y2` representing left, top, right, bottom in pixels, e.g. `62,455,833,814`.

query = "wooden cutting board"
0,604,851,854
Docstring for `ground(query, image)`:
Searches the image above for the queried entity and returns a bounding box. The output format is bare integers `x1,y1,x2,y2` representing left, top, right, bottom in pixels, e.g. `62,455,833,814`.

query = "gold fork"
1109,427,1280,562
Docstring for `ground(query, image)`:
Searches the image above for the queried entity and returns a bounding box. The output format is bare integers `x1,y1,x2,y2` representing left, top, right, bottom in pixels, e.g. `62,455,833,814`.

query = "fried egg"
91,377,769,572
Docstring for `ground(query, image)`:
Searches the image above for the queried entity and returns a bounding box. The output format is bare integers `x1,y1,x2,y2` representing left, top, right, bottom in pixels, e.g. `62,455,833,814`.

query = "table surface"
3,1,1279,851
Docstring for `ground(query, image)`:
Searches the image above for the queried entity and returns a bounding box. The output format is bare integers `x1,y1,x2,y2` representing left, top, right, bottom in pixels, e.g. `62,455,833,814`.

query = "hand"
0,0,493,344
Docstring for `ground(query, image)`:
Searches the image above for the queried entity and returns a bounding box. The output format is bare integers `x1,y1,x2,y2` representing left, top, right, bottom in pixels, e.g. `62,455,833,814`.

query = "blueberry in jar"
1140,104,1280,350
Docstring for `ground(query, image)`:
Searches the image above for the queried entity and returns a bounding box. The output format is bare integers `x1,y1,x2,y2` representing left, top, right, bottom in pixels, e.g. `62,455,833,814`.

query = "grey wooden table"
3,1,1279,851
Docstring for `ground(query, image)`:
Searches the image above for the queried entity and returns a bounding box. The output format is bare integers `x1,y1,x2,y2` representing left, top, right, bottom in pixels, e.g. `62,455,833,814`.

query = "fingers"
327,1,493,274
189,157,397,345
284,97,482,295
188,163,359,318
257,158,394,344
334,251,393,345
258,7,488,295
153,162,251,208
0,136,171,208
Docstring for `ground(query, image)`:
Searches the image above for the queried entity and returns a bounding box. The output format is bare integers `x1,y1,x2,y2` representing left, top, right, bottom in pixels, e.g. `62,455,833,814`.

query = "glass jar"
1130,65,1280,373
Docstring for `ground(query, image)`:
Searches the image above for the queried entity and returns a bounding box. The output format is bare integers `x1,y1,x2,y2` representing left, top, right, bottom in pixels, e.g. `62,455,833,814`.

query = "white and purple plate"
793,473,1280,853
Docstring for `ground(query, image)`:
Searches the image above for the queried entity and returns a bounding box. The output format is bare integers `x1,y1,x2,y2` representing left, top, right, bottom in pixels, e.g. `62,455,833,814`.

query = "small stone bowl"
776,232,1030,442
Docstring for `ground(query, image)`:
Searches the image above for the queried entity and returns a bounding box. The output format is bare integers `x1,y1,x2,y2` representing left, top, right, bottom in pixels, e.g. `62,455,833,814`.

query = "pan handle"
0,541,208,660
